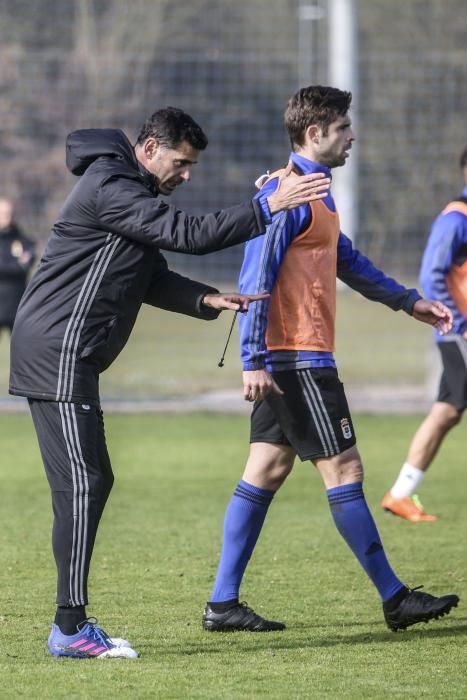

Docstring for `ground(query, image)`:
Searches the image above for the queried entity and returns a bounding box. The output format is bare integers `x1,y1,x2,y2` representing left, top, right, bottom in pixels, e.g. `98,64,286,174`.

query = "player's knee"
333,451,363,485
314,452,363,488
436,404,462,430
445,413,462,430
271,457,294,485
262,459,293,491
343,458,363,484
245,444,295,489
254,457,293,490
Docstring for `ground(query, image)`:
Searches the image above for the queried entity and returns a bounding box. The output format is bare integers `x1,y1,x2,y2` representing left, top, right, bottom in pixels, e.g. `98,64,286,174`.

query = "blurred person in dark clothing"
0,198,36,334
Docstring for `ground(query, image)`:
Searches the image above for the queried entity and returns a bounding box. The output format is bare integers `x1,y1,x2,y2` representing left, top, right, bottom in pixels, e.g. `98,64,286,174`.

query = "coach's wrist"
256,193,272,224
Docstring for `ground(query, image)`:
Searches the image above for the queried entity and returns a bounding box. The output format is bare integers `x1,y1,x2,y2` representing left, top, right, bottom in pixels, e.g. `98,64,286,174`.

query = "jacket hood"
66,128,137,175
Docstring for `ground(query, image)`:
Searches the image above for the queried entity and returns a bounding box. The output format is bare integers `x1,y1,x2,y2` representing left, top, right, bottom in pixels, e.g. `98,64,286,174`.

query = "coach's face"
308,114,355,169
144,139,199,195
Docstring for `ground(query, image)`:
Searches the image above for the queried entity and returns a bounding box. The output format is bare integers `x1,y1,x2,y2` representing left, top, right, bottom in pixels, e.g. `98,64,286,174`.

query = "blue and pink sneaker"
47,619,138,658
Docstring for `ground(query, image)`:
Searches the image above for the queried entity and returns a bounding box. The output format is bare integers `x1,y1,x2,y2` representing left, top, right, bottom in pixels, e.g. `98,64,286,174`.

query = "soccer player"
382,146,467,522
203,86,459,634
9,107,330,658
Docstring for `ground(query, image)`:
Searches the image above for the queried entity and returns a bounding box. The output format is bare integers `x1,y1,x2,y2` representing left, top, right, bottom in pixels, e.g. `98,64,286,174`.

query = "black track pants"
28,399,114,606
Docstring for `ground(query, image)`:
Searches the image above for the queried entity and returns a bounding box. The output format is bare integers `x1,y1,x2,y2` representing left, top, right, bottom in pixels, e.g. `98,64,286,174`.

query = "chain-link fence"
0,0,465,403
2,0,466,278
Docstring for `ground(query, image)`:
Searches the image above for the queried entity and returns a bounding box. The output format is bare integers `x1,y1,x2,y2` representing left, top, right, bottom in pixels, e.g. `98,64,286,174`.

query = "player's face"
315,114,355,168
145,140,199,195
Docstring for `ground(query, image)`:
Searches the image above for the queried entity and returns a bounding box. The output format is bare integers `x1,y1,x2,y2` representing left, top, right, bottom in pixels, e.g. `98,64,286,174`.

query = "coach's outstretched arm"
143,252,269,319
96,168,330,255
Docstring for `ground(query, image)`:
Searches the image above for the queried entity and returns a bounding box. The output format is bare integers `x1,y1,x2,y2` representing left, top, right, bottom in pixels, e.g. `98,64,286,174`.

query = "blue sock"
210,480,274,603
327,483,405,602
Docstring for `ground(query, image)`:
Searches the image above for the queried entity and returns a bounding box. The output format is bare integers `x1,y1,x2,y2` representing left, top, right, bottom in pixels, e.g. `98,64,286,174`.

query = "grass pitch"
1,412,466,698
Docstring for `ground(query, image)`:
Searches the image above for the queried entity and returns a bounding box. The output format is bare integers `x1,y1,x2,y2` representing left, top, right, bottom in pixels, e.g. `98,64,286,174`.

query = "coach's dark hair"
284,85,352,149
460,145,467,171
136,107,208,150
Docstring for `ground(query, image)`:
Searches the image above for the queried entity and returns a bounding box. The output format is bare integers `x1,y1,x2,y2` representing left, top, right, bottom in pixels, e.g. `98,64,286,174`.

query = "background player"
382,146,467,521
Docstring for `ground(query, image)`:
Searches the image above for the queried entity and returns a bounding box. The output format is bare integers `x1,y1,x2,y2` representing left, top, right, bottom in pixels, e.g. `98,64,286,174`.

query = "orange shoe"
381,492,437,522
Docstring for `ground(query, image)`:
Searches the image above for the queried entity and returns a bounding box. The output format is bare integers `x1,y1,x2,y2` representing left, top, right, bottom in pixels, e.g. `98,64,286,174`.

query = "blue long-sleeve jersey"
419,187,467,342
239,152,421,371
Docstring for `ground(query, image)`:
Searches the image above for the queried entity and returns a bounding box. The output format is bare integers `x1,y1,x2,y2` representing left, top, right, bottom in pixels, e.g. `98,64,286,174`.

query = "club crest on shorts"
340,417,352,439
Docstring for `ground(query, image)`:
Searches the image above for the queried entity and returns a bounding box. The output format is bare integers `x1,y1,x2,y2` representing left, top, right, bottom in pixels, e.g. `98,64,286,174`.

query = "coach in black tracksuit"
9,107,330,641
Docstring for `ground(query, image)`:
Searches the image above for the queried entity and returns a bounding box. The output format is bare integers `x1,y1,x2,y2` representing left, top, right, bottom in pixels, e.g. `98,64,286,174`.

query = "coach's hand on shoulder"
266,160,330,214
203,292,269,312
243,369,284,402
412,299,453,335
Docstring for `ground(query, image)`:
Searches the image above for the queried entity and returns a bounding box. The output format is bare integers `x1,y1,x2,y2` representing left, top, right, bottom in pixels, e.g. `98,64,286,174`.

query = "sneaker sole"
203,621,285,632
387,597,459,632
383,507,437,523
49,647,138,658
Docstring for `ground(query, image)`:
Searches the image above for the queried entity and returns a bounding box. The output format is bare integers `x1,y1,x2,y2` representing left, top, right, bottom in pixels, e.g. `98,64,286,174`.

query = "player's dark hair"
459,145,467,171
136,107,208,150
285,85,352,149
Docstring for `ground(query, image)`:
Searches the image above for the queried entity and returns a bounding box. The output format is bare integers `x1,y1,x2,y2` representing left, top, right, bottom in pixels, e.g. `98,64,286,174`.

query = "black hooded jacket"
9,128,268,403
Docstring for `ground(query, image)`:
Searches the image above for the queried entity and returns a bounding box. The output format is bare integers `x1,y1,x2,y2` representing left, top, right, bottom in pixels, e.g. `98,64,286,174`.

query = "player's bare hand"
412,299,453,335
266,160,330,213
243,369,284,402
203,292,269,312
